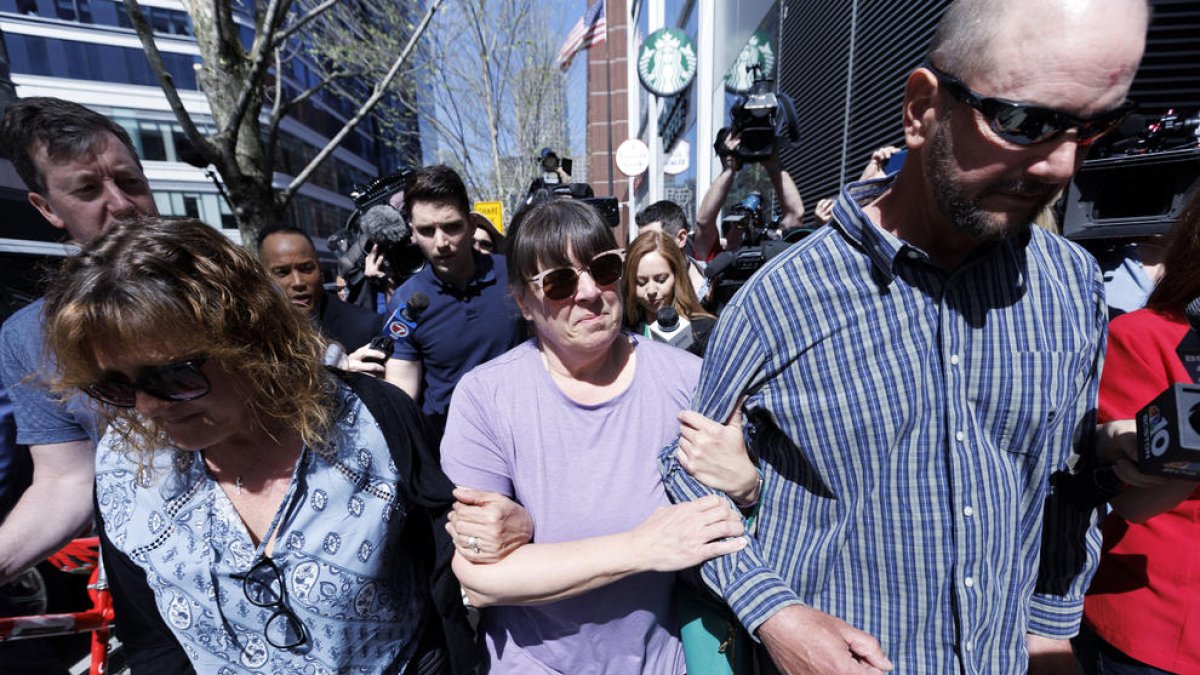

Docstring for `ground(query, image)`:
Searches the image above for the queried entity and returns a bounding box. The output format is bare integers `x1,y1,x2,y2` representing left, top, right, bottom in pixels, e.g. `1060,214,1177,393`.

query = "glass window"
14,0,41,16
51,0,90,22
139,123,166,161
149,6,169,33
170,10,190,35
113,0,130,27
54,0,75,20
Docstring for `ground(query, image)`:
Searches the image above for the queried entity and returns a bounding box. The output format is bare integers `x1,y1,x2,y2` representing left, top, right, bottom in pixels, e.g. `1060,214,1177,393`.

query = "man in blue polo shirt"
381,165,524,437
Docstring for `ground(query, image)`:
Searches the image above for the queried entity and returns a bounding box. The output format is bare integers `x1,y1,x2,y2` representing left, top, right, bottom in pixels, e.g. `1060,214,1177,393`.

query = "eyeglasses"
232,557,309,650
84,357,211,408
528,249,625,301
924,63,1135,147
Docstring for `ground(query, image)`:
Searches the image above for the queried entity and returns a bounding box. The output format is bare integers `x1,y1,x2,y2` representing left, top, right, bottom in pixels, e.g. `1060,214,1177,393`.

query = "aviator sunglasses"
528,248,625,301
84,357,211,408
924,63,1135,147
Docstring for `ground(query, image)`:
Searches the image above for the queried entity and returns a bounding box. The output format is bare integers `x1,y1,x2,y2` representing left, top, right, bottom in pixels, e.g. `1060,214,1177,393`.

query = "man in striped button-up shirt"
662,0,1149,672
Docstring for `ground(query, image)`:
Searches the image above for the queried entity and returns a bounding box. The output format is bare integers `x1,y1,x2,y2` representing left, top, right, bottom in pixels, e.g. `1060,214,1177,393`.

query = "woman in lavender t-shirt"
440,200,750,674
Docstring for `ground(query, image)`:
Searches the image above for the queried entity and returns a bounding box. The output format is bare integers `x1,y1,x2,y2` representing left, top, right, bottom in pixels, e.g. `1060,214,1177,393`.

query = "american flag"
556,0,606,72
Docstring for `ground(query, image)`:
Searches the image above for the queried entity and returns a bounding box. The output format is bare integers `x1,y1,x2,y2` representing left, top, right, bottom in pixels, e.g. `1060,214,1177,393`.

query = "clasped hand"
677,399,760,506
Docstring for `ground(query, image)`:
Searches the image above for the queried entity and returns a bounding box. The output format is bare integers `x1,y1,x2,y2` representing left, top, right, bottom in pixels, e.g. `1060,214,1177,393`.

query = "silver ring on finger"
468,536,479,555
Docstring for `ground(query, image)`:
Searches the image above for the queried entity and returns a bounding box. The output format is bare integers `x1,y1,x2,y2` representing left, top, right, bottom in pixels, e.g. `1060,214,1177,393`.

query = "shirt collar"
833,175,1030,292
831,176,908,283
430,251,496,291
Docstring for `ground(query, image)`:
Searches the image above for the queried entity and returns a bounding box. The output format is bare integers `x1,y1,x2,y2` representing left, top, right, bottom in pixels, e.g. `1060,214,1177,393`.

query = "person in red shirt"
1076,191,1200,675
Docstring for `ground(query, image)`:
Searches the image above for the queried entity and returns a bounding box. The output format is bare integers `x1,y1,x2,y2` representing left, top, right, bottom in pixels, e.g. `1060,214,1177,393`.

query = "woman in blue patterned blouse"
41,217,470,674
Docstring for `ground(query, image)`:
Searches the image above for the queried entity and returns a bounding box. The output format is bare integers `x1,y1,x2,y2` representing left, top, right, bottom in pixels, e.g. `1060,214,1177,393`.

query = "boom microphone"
360,204,406,241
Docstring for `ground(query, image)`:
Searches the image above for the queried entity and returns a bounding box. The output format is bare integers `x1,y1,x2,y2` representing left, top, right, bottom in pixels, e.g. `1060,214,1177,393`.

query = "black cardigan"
98,369,478,675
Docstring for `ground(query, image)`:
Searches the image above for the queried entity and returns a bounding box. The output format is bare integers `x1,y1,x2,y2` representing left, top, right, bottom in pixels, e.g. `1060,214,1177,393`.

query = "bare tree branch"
121,0,212,161
273,0,339,48
282,0,443,202
225,0,289,147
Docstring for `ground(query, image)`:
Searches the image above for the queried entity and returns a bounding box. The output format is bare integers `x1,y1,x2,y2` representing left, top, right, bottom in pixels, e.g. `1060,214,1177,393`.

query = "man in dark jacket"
257,225,383,352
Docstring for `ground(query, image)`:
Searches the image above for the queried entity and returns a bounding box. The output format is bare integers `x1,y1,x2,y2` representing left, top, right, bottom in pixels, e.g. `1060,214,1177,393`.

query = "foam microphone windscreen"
360,204,403,239
657,306,680,329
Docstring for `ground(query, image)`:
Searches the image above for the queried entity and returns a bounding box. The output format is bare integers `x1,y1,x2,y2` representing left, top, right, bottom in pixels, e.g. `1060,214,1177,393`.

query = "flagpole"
604,0,614,196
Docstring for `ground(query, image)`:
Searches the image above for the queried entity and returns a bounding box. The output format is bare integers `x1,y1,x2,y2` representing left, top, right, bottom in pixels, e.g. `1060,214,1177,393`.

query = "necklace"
204,449,270,496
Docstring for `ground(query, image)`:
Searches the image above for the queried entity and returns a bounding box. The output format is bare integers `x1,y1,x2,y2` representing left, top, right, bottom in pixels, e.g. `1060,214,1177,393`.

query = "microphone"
1186,295,1200,335
1060,295,1200,509
360,204,405,240
648,306,694,350
383,291,430,343
1179,295,1200,384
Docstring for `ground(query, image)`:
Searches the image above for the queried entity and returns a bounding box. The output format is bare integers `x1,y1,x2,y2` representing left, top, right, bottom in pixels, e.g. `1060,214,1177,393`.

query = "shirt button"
963,506,974,517
905,249,921,260
964,577,975,588
950,354,960,366
964,641,973,652
955,431,964,442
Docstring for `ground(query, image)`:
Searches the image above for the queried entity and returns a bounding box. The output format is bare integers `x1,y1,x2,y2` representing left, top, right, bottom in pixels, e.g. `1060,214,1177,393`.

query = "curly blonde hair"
43,217,333,473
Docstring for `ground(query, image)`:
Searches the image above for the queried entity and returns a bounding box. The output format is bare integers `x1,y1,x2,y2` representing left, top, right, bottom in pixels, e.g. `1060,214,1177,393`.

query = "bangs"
48,282,209,389
508,200,617,287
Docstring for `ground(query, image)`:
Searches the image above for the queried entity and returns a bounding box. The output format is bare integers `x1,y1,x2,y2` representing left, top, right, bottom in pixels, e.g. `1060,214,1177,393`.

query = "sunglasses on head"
924,63,1135,147
528,249,625,301
84,357,211,408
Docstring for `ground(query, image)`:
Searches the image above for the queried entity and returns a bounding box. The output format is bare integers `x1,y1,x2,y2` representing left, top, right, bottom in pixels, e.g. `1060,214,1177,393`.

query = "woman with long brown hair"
622,230,717,357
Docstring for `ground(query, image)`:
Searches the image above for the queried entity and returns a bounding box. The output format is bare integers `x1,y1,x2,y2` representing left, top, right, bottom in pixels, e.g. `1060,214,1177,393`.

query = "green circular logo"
638,28,697,97
725,32,775,94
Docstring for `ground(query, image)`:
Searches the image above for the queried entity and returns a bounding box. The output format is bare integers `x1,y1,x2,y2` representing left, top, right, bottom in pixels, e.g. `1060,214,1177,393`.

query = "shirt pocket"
988,351,1074,458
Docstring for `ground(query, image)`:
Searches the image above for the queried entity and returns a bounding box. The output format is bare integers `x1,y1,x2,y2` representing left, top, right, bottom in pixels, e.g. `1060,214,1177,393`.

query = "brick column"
586,0,630,240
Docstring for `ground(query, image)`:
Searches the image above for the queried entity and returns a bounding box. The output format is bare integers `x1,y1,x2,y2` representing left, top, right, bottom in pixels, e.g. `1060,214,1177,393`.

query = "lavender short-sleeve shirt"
441,335,700,675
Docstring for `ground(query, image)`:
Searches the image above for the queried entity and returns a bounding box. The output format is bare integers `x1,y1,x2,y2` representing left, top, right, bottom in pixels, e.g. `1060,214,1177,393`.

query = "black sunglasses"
925,63,1135,147
528,249,625,301
84,357,211,408
232,557,309,650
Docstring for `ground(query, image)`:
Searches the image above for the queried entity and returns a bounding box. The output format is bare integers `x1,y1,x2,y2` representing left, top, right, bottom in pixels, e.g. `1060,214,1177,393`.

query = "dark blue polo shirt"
382,253,524,423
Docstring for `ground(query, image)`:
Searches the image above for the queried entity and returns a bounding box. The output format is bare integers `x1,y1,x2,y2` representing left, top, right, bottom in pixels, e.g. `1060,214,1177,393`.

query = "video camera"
715,66,801,164
538,147,573,183
328,171,425,291
1064,108,1200,240
721,192,765,239
524,148,620,227
706,191,802,313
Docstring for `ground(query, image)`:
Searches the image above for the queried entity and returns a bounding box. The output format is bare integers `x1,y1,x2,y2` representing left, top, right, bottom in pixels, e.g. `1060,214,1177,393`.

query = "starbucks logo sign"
725,32,775,94
638,28,697,97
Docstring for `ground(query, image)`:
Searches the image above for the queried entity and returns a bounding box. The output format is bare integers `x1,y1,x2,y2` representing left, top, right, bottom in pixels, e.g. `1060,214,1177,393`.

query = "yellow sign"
473,201,505,233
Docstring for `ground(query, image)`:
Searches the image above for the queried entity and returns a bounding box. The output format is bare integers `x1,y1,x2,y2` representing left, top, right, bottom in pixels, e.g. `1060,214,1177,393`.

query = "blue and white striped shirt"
661,177,1106,674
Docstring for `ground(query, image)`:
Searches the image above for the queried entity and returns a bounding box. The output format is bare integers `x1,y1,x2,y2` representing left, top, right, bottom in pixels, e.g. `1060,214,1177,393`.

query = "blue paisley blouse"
95,382,424,674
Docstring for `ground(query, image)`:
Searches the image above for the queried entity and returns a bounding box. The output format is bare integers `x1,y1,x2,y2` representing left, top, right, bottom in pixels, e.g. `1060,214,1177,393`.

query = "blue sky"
554,2,594,171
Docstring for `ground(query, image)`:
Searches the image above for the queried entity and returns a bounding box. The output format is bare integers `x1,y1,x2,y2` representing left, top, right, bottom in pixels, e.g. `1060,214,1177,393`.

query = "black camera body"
717,69,800,164
731,81,780,162
721,191,764,237
328,171,425,290
524,163,620,228
1065,109,1200,241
